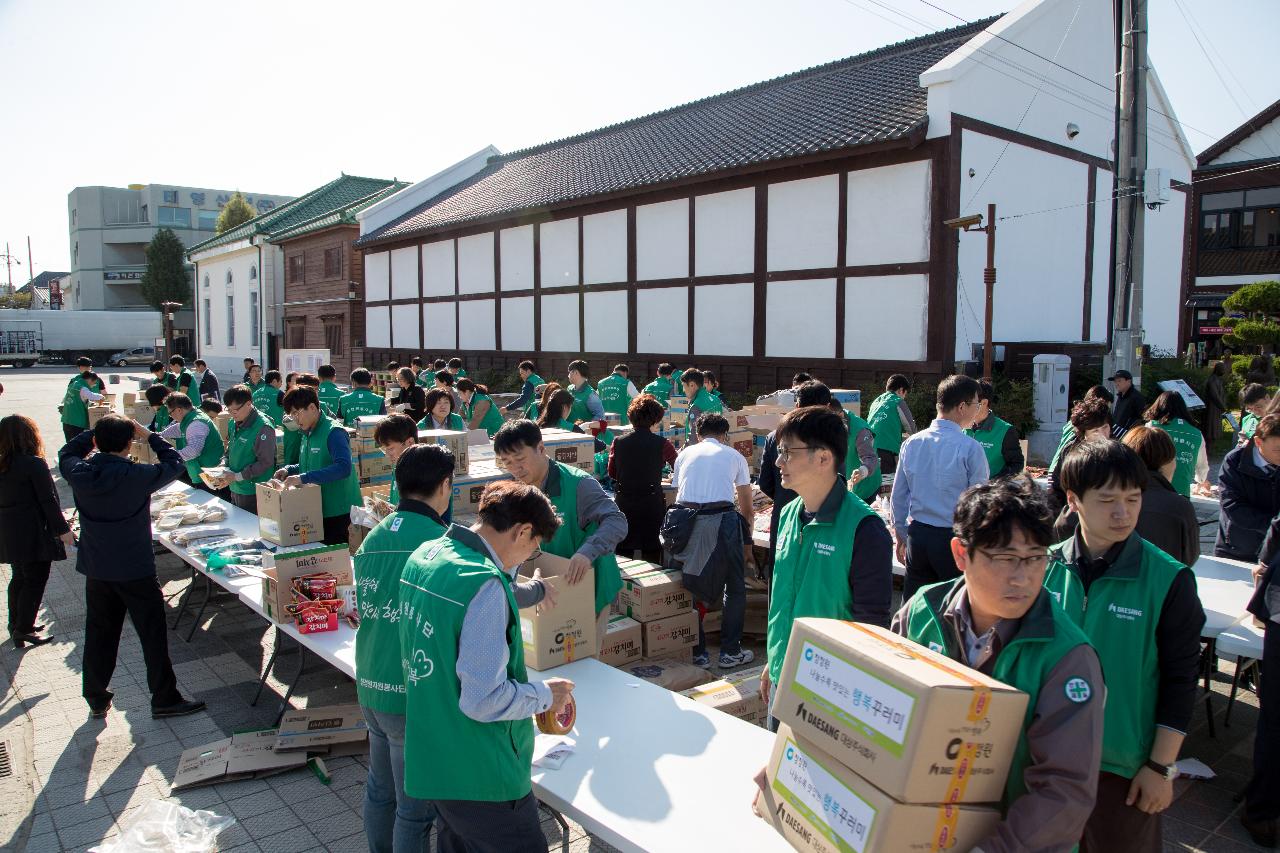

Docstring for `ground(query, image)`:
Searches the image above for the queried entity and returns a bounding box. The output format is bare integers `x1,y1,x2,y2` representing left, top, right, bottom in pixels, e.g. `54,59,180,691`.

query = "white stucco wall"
694,188,754,276
500,296,534,351
847,161,931,265
541,218,579,288
424,302,456,350
541,292,579,351
766,279,835,357
584,290,628,352
1207,114,1280,166
636,287,687,353
636,199,689,280
694,283,753,356
423,241,454,297
846,274,929,361
458,233,495,294
194,243,266,377
500,225,534,291
459,299,496,349
583,210,627,285
767,175,839,271
391,303,419,349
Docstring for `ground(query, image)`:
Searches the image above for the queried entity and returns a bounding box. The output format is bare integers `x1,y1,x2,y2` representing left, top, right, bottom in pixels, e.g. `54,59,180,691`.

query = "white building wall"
1209,114,1280,166
584,290,628,352
540,219,579,288
847,161,931,265
500,226,535,291
500,297,534,351
636,200,688,280
458,233,495,294
459,299,496,349
541,292,579,351
767,280,835,358
636,287,687,353
846,275,929,361
694,188,754,276
195,244,262,378
583,210,627,285
767,175,839,270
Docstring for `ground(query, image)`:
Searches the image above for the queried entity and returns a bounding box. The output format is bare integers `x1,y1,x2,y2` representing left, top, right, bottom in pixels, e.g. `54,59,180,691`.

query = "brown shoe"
1240,812,1278,848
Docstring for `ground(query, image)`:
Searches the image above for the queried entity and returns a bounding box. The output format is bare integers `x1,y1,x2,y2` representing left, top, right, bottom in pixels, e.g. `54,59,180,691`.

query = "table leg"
537,802,571,853
274,640,308,727
169,567,198,630
1224,659,1258,728
184,575,215,642
252,626,290,707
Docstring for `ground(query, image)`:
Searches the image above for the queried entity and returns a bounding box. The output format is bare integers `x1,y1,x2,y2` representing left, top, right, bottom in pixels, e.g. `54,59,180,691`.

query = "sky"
0,0,1275,285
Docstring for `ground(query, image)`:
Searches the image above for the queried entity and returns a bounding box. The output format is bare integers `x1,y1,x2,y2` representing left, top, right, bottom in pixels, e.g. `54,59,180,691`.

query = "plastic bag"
90,801,235,853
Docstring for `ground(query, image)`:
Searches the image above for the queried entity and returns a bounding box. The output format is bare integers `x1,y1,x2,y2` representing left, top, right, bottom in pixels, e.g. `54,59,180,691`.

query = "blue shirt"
283,426,354,486
890,418,989,537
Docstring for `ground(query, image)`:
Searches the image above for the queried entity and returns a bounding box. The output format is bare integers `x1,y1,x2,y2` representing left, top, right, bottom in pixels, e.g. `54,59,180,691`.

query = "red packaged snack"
293,573,338,601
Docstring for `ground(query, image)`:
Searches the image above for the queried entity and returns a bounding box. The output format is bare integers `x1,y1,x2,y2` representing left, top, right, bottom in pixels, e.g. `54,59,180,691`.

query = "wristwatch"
1145,759,1177,780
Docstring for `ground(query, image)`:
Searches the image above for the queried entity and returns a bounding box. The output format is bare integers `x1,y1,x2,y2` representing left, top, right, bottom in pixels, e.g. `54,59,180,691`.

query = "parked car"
109,345,156,367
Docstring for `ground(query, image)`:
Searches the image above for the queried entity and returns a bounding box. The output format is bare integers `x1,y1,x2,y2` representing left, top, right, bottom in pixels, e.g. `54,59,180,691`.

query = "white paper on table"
1176,758,1216,780
532,734,575,770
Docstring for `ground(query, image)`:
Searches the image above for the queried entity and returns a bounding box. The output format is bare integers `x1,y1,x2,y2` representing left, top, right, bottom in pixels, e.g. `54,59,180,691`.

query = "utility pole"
3,242,11,294
945,205,998,382
26,236,34,289
1106,0,1148,388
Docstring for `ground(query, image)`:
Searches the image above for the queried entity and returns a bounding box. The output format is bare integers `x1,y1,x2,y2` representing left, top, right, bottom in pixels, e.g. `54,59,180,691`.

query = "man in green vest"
316,364,345,414
168,355,197,398
373,414,419,509
273,386,362,546
866,374,917,482
641,362,676,408
61,357,103,442
832,401,881,504
760,406,893,725
566,359,605,425
681,369,723,445
398,480,573,850
354,443,453,852
245,363,263,389
205,385,276,514
893,478,1104,851
252,369,285,428
149,359,175,392
337,368,387,427
1046,439,1206,851
493,419,626,649
966,380,1024,480
598,363,638,426
144,384,172,433
447,357,467,379
159,393,226,495
411,356,432,388
505,360,545,418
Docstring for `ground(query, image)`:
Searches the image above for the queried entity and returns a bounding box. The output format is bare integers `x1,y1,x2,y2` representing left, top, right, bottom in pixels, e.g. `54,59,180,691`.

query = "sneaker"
691,652,710,667
151,699,207,719
719,649,756,669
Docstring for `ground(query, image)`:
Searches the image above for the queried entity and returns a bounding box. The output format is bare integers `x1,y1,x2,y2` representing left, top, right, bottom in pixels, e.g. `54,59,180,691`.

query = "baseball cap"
1107,369,1133,381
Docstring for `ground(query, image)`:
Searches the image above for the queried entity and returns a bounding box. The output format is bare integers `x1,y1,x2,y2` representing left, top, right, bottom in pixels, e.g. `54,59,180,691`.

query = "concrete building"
355,0,1191,389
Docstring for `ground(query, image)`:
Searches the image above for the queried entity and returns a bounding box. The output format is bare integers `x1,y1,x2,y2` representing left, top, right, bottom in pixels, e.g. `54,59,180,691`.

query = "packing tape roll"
536,695,576,735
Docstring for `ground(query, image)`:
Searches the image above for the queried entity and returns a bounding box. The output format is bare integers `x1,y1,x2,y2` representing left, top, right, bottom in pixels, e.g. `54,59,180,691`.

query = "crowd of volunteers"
0,350,1276,852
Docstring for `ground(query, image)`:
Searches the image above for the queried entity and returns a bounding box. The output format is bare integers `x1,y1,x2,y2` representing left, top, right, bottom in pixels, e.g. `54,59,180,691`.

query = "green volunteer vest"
465,392,505,437
843,412,881,503
317,381,344,414
61,376,91,427
1049,422,1075,472
399,530,533,801
354,508,446,713
226,409,275,495
598,373,631,424
282,422,302,466
554,418,576,433
300,415,361,519
767,486,877,683
416,369,435,387
642,376,674,407
901,578,1095,809
966,416,1015,478
1150,418,1202,497
544,460,623,613
176,370,196,396
568,383,598,424
671,369,684,389
162,372,179,390
176,408,225,483
685,387,723,441
253,383,284,427
522,374,545,418
388,479,399,506
1043,534,1186,777
417,412,466,432
453,367,467,378
1242,412,1260,440
867,391,905,454
339,387,384,427
153,405,172,432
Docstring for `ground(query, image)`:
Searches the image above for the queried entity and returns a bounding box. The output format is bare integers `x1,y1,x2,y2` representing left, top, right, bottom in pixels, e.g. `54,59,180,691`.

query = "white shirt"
672,436,749,505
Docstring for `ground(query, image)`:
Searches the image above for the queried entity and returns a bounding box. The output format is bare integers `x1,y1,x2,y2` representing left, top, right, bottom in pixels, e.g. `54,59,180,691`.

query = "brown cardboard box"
121,391,137,408
621,656,709,692
679,663,767,725
540,428,595,472
760,724,1001,853
417,428,469,474
773,619,1029,804
214,412,231,442
517,552,597,671
132,400,156,423
641,610,699,658
358,449,395,480
726,428,753,461
130,437,159,464
615,561,692,622
451,467,513,514
256,482,324,546
86,404,112,428
355,415,385,439
275,704,369,754
261,543,353,623
172,730,308,791
599,615,643,667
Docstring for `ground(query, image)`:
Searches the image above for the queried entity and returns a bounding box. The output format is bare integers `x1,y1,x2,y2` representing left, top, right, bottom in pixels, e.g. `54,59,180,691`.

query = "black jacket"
1111,387,1146,435
58,431,184,582
1215,442,1280,561
198,370,220,401
0,453,71,563
757,431,797,554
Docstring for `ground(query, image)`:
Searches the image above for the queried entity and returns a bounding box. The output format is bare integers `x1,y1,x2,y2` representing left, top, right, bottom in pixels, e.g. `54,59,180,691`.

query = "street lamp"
945,203,997,382
161,300,182,360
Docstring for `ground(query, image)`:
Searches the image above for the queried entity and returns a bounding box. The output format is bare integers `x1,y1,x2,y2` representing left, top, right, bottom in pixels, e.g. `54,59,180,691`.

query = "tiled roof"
267,182,411,243
188,175,402,256
358,17,994,247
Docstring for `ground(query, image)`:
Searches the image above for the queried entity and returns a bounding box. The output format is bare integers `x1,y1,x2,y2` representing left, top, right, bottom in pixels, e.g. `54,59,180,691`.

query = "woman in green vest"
273,386,362,546
337,368,387,428
1237,383,1268,444
457,379,506,437
1143,390,1208,497
537,389,583,434
162,393,225,489
965,380,1024,479
212,385,276,513
895,478,1103,851
396,482,572,851
417,388,466,433
704,370,722,403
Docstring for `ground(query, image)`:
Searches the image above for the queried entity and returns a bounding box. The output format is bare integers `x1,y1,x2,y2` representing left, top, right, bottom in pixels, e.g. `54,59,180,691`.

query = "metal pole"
4,242,11,294
984,203,997,382
26,236,34,289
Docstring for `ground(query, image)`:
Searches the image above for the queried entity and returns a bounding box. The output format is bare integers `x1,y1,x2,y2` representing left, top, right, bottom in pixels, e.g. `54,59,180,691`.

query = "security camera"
1066,122,1080,140
944,214,984,230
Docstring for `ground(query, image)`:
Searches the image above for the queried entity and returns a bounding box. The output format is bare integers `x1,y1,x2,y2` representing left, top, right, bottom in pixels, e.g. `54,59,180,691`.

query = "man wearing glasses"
206,384,277,513
892,478,1104,853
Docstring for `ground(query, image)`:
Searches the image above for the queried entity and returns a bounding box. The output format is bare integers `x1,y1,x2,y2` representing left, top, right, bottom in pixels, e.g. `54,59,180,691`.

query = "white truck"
0,309,163,367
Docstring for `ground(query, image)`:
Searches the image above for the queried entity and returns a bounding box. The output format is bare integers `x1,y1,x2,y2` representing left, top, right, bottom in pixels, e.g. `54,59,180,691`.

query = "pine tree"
140,227,191,310
215,191,257,234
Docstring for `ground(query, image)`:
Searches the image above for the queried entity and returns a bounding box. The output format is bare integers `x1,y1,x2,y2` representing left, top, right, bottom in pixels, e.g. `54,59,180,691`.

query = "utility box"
1029,354,1072,466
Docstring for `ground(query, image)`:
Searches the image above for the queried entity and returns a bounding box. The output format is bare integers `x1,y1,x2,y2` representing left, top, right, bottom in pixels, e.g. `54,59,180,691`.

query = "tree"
1222,280,1280,352
215,191,257,234
0,291,32,309
140,227,190,311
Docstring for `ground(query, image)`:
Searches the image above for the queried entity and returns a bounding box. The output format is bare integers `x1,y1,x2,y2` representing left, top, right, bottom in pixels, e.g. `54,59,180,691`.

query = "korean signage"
1198,326,1231,335
104,270,144,281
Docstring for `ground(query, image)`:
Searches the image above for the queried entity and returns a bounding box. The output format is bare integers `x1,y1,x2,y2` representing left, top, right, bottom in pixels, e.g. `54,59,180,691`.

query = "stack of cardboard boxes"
354,416,395,489
539,427,595,473
758,618,1028,851
678,663,769,726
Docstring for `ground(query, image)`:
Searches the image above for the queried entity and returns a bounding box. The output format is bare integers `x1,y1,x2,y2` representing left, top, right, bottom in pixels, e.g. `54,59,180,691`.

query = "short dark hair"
76,356,92,367
976,380,996,404
169,355,185,367
1060,439,1148,497
351,368,372,386
150,360,165,372
703,370,717,387
628,394,665,430
1122,425,1176,471
395,444,455,500
477,481,561,540
374,413,418,446
613,363,629,375
953,479,1054,552
318,364,337,380
222,385,253,407
265,369,282,385
777,406,848,472
886,374,911,393
145,384,170,406
493,419,544,455
243,357,255,365
518,360,536,372
194,359,207,369
1069,397,1112,432
795,381,832,408
657,363,674,377
434,370,455,387
567,359,589,378
165,392,194,412
681,369,705,388
1143,390,1191,424
937,375,980,411
1256,414,1280,440
1084,384,1115,405
386,361,400,371
792,372,812,387
696,412,729,439
92,414,135,454
282,387,319,413
249,363,262,374
447,358,462,369
199,399,223,416
295,372,320,388
424,388,455,416
433,359,446,370
411,357,423,367
1241,383,1268,408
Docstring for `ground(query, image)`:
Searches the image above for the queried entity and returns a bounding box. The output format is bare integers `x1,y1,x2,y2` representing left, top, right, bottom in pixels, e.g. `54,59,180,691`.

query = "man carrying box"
337,368,387,427
206,385,277,514
398,481,573,851
353,444,454,853
159,392,226,495
273,387,362,546
893,479,1103,853
493,420,625,650
1046,440,1205,852
761,406,893,723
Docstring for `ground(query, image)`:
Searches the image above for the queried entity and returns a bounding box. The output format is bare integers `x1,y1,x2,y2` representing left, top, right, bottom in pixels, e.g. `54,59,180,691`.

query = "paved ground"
0,365,1268,852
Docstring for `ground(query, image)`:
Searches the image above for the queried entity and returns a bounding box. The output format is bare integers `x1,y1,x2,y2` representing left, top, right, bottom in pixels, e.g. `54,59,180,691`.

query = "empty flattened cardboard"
275,703,369,755
641,610,699,658
517,552,597,671
622,656,709,692
418,428,469,474
172,729,308,791
261,543,354,624
256,482,324,546
680,664,767,725
772,619,1028,804
599,615,643,667
760,725,1001,853
615,561,692,622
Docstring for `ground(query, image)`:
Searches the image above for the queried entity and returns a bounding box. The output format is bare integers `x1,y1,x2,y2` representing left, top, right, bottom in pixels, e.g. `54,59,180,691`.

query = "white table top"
1214,615,1266,661
1191,555,1257,638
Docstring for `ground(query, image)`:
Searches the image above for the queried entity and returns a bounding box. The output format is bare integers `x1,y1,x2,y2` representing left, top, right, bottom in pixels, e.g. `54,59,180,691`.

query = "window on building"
197,209,219,230
203,298,212,345
157,206,188,227
71,209,76,227
250,264,258,280
1200,186,1280,250
203,274,209,290
288,320,305,350
226,294,235,347
323,317,344,356
163,190,178,204
289,255,304,283
226,270,233,287
324,247,341,278
73,242,78,266
250,291,259,342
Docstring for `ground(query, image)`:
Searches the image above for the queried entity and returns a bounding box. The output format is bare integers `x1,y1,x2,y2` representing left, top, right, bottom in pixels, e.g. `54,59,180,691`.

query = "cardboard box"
131,400,156,423
275,703,369,755
641,609,699,658
355,415,386,439
466,428,491,446
417,428,468,474
615,561,692,622
172,729,308,791
726,428,753,461
679,664,767,725
760,724,1001,853
214,412,231,442
829,388,862,418
87,404,112,428
540,428,595,472
256,482,324,547
451,467,513,514
773,619,1029,804
517,552,597,671
622,656,709,692
358,449,395,480
261,543,354,623
599,614,643,667
130,437,159,464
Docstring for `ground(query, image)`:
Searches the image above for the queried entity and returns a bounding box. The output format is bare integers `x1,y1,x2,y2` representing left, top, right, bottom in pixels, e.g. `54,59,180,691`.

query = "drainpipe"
191,258,199,362
256,239,266,368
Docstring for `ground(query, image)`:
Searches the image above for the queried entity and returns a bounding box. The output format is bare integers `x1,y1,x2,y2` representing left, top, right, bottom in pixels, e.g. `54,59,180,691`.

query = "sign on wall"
281,348,330,376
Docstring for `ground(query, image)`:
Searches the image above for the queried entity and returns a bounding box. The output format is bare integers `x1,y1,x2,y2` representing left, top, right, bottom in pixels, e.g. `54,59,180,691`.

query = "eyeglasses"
776,445,815,463
973,550,1050,572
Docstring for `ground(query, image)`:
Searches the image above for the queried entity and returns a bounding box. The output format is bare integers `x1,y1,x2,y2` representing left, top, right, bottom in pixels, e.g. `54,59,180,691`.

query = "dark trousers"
1080,771,1161,852
903,521,959,600
227,490,257,515
7,560,51,634
1246,621,1280,821
62,423,85,443
432,792,544,853
322,514,351,547
694,513,747,657
876,450,898,495
83,575,182,711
